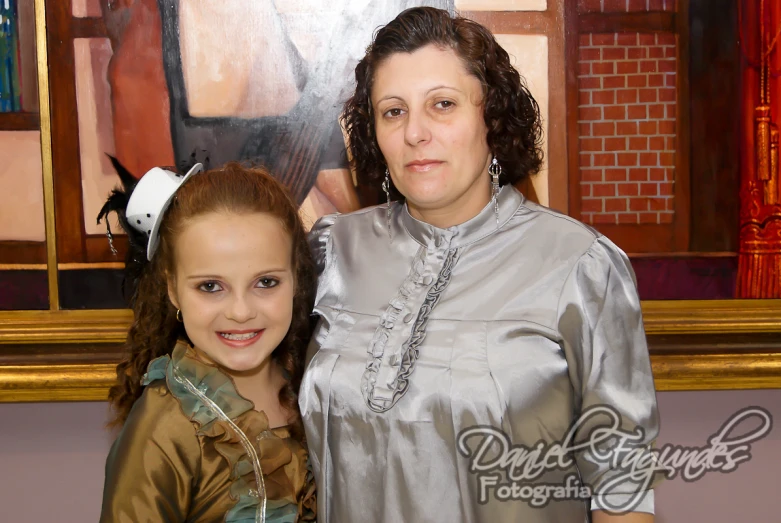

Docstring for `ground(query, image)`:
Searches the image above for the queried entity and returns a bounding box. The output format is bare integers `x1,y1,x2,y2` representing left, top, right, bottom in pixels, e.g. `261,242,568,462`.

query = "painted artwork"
1,0,22,112
0,0,36,113
0,0,555,310
571,0,781,300
0,0,46,310
75,0,455,235
3,0,779,310
0,0,42,251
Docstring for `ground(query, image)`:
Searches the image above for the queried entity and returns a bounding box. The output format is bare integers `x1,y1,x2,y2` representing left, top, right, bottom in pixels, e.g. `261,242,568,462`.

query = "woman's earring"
382,168,392,239
489,157,502,226
176,309,183,322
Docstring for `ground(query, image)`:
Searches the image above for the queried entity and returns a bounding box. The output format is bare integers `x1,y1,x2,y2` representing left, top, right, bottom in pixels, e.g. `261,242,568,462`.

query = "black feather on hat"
96,155,152,305
96,151,209,304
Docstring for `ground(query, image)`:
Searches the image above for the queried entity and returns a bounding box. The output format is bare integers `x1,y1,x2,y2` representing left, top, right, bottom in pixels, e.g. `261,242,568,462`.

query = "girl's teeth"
220,332,258,341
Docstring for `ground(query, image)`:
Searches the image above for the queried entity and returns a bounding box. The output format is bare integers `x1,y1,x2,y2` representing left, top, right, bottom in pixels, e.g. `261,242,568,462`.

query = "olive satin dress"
101,342,316,523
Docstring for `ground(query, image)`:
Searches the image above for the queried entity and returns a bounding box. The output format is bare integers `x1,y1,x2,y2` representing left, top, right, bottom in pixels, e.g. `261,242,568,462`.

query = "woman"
98,160,316,521
300,7,660,523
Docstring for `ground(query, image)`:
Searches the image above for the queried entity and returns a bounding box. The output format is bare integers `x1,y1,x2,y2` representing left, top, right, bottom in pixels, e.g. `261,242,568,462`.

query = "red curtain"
737,0,781,298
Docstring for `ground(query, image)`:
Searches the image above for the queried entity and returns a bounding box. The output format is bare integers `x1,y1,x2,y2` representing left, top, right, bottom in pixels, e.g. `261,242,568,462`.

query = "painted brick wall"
578,32,677,225
578,0,677,12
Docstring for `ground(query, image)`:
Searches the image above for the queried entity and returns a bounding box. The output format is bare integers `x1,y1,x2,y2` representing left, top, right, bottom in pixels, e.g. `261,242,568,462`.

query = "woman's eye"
383,108,405,118
435,100,455,110
198,281,223,293
257,278,279,289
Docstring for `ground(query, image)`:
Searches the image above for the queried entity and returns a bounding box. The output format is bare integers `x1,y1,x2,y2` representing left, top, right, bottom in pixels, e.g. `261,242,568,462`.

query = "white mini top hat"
125,163,203,260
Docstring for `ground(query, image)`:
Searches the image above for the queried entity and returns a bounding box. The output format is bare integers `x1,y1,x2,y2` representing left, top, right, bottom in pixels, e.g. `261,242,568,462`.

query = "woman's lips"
405,160,443,172
216,329,264,348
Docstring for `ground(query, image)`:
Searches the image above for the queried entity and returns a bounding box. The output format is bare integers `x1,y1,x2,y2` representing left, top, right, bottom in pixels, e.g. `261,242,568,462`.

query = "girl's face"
167,211,295,377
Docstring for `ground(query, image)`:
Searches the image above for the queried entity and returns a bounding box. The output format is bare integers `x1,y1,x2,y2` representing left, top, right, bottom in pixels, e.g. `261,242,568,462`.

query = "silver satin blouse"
300,185,660,522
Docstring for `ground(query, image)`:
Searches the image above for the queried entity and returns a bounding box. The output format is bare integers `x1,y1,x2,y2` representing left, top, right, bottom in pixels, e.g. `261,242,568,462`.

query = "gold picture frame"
2,0,780,403
3,301,781,402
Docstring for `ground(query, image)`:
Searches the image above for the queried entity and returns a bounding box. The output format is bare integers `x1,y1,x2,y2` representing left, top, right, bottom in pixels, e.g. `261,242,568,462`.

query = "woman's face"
371,44,493,225
167,211,295,377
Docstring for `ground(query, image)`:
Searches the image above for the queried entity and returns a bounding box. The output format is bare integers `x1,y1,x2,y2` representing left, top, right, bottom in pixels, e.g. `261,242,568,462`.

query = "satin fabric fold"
300,185,661,522
300,186,659,523
100,343,316,522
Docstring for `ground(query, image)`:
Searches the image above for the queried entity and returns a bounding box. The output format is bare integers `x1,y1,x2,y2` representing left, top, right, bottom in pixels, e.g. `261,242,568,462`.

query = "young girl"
97,160,317,522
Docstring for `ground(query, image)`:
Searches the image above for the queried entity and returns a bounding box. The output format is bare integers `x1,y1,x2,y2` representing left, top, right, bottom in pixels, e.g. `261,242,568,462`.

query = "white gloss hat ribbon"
125,163,203,260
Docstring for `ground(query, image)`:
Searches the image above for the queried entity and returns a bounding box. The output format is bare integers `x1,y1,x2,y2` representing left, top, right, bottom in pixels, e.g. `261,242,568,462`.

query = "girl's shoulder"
108,374,201,484
122,369,199,443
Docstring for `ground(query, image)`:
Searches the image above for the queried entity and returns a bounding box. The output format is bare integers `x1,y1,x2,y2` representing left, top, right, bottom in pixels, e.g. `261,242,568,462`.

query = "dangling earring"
382,168,392,239
489,157,502,226
176,309,183,322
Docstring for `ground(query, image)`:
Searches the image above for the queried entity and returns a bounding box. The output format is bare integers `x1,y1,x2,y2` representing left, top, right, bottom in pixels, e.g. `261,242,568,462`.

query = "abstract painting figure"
100,0,454,226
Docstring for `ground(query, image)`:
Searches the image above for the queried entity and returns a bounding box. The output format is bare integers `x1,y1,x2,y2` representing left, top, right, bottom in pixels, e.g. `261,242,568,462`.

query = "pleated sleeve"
556,236,663,515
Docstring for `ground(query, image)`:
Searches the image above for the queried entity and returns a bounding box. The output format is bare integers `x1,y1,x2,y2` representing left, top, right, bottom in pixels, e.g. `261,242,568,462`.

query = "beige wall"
72,0,101,17
1,390,780,522
456,0,547,10
496,34,550,206
0,132,45,242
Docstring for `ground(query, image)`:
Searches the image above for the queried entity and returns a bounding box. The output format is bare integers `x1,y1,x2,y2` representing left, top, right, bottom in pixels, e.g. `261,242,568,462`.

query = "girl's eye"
257,278,279,289
383,107,405,118
198,281,223,293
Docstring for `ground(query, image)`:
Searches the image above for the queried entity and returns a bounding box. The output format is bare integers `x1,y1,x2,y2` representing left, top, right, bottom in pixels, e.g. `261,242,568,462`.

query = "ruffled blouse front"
300,186,661,522
100,342,315,523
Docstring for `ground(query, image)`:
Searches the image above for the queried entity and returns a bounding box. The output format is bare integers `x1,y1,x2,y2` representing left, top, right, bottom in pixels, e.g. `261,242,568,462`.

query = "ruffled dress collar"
142,341,315,523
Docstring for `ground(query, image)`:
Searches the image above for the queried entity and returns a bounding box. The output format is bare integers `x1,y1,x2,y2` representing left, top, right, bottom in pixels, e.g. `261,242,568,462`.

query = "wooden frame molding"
2,301,781,402
0,310,131,345
3,353,780,402
0,112,40,131
0,241,47,264
643,299,781,334
650,352,781,391
1,363,117,402
579,12,677,33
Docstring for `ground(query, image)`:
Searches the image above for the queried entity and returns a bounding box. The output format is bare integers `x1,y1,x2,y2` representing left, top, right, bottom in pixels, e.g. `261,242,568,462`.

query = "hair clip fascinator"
97,158,202,305
124,163,203,260
97,158,203,261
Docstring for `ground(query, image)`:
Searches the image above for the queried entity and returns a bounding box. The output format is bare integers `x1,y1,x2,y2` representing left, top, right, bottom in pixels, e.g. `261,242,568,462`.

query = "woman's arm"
556,236,664,517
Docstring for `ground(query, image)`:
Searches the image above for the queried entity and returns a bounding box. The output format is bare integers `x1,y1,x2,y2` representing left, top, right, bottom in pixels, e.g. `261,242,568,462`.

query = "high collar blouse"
300,185,661,523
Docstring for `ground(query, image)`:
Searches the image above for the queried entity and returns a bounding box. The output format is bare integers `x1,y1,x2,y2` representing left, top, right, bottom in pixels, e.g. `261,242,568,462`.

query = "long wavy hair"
103,162,315,441
343,6,544,199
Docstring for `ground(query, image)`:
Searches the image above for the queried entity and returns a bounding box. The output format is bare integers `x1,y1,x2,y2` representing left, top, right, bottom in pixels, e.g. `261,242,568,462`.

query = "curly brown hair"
108,163,315,442
343,6,543,199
